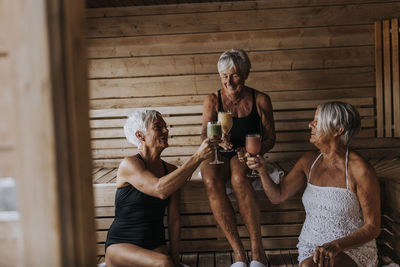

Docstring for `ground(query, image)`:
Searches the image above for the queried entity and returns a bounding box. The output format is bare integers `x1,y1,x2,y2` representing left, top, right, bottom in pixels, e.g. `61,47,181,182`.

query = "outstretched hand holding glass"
245,134,261,177
218,111,233,152
207,121,224,165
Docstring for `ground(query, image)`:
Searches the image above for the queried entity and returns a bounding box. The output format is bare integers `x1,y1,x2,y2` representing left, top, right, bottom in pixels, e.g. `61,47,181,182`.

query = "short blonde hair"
124,110,161,148
317,101,361,145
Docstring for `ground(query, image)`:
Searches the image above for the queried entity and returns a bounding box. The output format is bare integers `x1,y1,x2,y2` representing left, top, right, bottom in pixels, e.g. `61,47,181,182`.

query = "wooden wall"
0,0,21,265
86,0,400,168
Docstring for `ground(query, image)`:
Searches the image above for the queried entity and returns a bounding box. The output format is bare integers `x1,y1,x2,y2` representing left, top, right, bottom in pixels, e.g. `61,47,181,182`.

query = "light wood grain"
89,67,375,99
87,46,373,78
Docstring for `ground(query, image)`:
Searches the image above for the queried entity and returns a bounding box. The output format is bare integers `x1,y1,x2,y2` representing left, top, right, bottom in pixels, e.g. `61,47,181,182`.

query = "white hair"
124,110,161,148
217,49,251,80
317,101,361,145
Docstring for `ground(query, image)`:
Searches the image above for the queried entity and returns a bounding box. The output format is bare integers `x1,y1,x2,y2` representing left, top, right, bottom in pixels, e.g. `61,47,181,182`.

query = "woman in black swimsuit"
200,49,275,267
105,110,213,267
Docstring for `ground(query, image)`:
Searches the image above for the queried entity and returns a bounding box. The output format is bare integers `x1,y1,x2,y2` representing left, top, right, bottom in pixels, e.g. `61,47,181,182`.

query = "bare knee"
231,174,248,186
202,175,225,195
156,254,174,267
300,257,316,267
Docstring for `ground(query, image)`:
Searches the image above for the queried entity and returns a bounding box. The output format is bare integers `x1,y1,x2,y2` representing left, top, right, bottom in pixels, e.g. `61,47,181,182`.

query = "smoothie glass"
207,121,224,165
218,111,233,152
245,134,261,177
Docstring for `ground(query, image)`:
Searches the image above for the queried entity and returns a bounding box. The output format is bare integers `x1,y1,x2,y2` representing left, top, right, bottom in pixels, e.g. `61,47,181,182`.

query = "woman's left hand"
246,154,266,172
313,241,341,267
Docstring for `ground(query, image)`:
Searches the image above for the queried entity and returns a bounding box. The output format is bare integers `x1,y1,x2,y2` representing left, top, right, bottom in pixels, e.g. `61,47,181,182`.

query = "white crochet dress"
297,150,378,266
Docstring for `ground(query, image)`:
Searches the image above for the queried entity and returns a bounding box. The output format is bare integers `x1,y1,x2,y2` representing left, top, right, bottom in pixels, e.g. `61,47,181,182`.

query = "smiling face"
220,68,245,96
142,115,169,150
308,108,329,147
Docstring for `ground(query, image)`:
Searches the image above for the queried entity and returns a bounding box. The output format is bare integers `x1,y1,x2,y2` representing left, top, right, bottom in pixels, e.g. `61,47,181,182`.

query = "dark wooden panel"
86,0,399,18
383,20,392,137
392,19,400,137
87,25,373,58
86,3,400,38
375,20,384,137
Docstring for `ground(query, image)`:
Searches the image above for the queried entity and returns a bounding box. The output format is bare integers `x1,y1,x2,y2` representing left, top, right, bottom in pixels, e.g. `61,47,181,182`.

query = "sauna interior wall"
86,0,400,168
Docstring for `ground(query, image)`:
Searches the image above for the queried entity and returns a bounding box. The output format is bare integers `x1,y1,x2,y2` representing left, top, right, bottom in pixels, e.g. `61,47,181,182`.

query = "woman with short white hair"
105,109,213,267
247,101,380,267
201,49,275,267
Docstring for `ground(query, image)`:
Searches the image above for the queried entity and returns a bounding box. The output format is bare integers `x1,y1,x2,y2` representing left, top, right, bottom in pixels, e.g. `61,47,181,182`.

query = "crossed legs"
201,155,267,265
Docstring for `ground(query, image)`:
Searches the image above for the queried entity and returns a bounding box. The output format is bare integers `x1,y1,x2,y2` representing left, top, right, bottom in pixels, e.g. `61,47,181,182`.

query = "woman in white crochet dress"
246,101,380,267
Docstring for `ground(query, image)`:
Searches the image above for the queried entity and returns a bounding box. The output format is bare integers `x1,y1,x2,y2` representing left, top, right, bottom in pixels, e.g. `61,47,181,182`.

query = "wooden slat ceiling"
86,0,250,8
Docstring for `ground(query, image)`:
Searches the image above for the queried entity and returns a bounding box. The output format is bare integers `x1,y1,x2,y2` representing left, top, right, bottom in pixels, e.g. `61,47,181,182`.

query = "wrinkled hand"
196,138,215,160
236,147,246,162
219,133,233,150
313,241,341,267
246,154,266,172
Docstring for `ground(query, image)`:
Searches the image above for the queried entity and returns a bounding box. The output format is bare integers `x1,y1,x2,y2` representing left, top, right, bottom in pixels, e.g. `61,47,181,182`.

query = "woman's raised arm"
119,138,213,199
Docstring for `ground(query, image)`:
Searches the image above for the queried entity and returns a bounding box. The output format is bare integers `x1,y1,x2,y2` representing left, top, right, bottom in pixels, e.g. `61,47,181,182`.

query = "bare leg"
300,253,358,267
200,158,247,263
105,243,174,267
230,156,267,265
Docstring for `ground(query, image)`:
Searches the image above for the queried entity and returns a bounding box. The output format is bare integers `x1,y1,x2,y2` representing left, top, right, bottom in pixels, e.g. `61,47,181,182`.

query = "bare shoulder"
296,151,320,173
254,90,272,107
348,151,377,183
203,92,218,105
117,156,144,183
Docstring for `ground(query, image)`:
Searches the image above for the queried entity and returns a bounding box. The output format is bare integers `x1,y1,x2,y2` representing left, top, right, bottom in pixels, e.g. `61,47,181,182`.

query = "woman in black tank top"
200,49,275,267
105,110,214,267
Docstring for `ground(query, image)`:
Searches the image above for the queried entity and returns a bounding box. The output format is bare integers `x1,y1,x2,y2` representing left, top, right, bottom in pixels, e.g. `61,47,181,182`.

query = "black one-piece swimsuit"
105,154,169,251
217,88,262,159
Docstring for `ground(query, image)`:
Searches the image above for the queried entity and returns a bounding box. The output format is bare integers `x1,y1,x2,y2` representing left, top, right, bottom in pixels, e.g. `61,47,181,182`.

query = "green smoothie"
207,122,222,140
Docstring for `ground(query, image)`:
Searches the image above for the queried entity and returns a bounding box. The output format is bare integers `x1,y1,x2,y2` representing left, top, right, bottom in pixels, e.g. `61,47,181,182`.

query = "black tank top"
105,154,169,250
218,88,262,148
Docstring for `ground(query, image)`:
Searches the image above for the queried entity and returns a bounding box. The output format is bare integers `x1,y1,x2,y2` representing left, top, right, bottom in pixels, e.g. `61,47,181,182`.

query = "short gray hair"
217,49,251,80
317,101,361,145
124,109,161,148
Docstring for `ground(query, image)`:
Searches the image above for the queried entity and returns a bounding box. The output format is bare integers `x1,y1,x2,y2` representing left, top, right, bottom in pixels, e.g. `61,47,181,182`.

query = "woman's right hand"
219,133,233,150
246,154,267,173
196,138,215,160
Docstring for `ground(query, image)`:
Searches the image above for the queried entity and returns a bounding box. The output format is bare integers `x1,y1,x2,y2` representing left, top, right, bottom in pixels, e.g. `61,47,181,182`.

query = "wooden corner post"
11,0,97,266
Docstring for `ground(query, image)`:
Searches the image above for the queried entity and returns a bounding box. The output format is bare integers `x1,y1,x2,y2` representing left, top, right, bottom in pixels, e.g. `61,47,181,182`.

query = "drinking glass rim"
218,111,232,114
207,121,221,125
246,134,261,138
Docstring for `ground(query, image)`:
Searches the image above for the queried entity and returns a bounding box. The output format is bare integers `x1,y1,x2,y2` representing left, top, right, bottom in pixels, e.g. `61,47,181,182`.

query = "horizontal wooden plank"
96,223,303,243
93,134,400,160
90,129,376,149
95,211,305,230
90,109,375,129
88,46,373,78
89,67,375,99
93,182,303,208
87,25,373,58
86,3,400,38
86,0,398,18
96,236,299,255
89,87,376,109
89,97,374,118
90,115,374,139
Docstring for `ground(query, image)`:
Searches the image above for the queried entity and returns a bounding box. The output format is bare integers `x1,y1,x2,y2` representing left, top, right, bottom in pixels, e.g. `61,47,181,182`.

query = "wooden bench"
93,160,400,266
